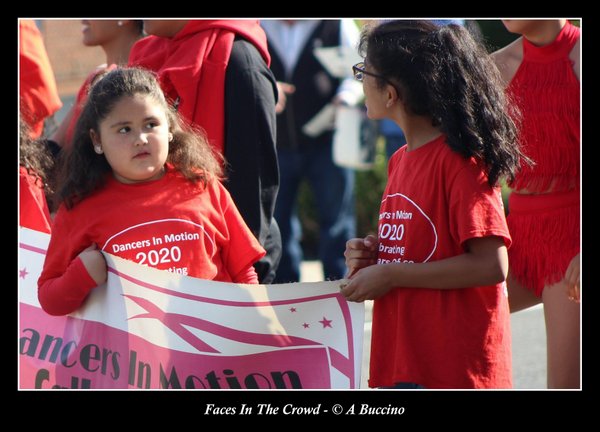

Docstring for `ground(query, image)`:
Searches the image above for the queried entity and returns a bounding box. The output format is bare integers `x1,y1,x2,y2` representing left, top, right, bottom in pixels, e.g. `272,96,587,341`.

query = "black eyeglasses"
352,62,388,83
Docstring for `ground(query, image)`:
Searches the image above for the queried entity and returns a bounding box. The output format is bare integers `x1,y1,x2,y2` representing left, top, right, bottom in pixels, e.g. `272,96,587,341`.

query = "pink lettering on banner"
19,303,331,389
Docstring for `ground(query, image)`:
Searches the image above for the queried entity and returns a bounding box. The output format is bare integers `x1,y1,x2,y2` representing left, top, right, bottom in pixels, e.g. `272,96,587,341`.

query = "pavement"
300,260,547,389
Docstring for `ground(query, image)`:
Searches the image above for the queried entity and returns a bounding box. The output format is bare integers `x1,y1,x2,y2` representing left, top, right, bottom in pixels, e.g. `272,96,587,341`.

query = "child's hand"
341,264,393,302
344,234,378,278
78,244,108,285
564,253,580,302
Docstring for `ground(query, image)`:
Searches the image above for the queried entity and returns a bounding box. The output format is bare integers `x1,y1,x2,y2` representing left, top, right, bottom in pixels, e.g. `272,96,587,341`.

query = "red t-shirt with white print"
369,135,512,389
38,166,265,315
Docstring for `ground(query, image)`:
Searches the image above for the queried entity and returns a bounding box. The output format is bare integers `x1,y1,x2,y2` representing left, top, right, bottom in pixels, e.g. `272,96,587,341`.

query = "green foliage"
476,19,580,53
501,180,512,215
354,137,388,237
476,20,519,52
297,179,319,258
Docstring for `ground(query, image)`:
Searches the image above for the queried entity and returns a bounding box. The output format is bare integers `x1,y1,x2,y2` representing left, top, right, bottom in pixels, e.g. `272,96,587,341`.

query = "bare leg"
542,280,581,389
507,272,542,313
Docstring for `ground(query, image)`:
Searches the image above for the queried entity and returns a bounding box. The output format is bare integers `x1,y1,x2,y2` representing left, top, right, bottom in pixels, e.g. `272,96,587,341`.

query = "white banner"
19,228,365,389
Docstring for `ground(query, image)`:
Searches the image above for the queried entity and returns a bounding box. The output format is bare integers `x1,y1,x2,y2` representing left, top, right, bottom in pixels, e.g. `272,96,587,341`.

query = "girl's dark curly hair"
57,67,223,209
20,115,55,202
359,20,528,186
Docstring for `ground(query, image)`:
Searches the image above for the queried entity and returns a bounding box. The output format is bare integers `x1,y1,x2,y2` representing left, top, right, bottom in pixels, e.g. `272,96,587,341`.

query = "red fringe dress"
507,22,580,296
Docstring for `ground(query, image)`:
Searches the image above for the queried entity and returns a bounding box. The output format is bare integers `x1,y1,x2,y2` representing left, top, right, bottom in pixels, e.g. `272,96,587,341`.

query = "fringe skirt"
507,189,580,297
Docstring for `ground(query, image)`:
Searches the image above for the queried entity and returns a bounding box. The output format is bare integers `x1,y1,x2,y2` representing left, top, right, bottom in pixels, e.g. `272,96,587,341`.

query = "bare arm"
564,253,580,302
341,236,508,302
570,36,580,81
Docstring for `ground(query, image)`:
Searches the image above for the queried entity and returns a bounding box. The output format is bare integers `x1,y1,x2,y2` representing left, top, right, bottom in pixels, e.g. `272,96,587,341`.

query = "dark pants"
274,143,355,283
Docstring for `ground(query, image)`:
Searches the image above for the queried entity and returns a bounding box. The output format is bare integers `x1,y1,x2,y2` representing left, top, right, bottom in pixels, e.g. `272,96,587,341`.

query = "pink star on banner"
319,317,332,328
290,307,297,313
19,268,28,279
302,323,310,329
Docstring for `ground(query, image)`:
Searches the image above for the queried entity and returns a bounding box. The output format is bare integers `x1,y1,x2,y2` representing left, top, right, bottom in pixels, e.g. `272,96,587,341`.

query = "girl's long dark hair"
359,20,528,186
57,67,223,209
20,115,55,204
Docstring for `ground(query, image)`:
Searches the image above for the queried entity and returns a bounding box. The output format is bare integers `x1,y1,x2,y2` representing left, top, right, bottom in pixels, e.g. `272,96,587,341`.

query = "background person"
261,19,363,283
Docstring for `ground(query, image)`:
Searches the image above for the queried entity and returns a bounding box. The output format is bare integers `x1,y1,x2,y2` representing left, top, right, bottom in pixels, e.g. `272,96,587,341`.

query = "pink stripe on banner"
125,294,322,351
333,296,356,388
19,243,47,255
109,266,340,307
125,295,219,353
329,348,354,383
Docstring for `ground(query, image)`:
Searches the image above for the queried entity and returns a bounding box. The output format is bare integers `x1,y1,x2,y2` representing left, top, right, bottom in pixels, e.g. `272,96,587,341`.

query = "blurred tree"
477,19,580,53
476,20,520,52
297,180,319,259
353,138,388,237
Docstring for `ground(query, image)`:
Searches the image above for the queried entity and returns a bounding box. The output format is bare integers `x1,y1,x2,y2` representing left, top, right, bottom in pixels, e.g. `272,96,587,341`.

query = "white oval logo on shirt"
378,193,437,264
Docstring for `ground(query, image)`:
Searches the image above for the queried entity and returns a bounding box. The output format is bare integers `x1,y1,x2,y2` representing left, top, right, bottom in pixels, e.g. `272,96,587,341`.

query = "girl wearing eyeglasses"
343,20,527,389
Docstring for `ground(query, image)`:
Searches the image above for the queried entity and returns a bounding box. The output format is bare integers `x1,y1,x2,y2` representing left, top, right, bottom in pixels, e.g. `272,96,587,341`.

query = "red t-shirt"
369,135,512,389
38,166,265,316
19,166,51,234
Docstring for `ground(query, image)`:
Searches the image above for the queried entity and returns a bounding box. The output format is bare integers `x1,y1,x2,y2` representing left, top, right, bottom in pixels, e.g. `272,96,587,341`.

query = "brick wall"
38,19,105,98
